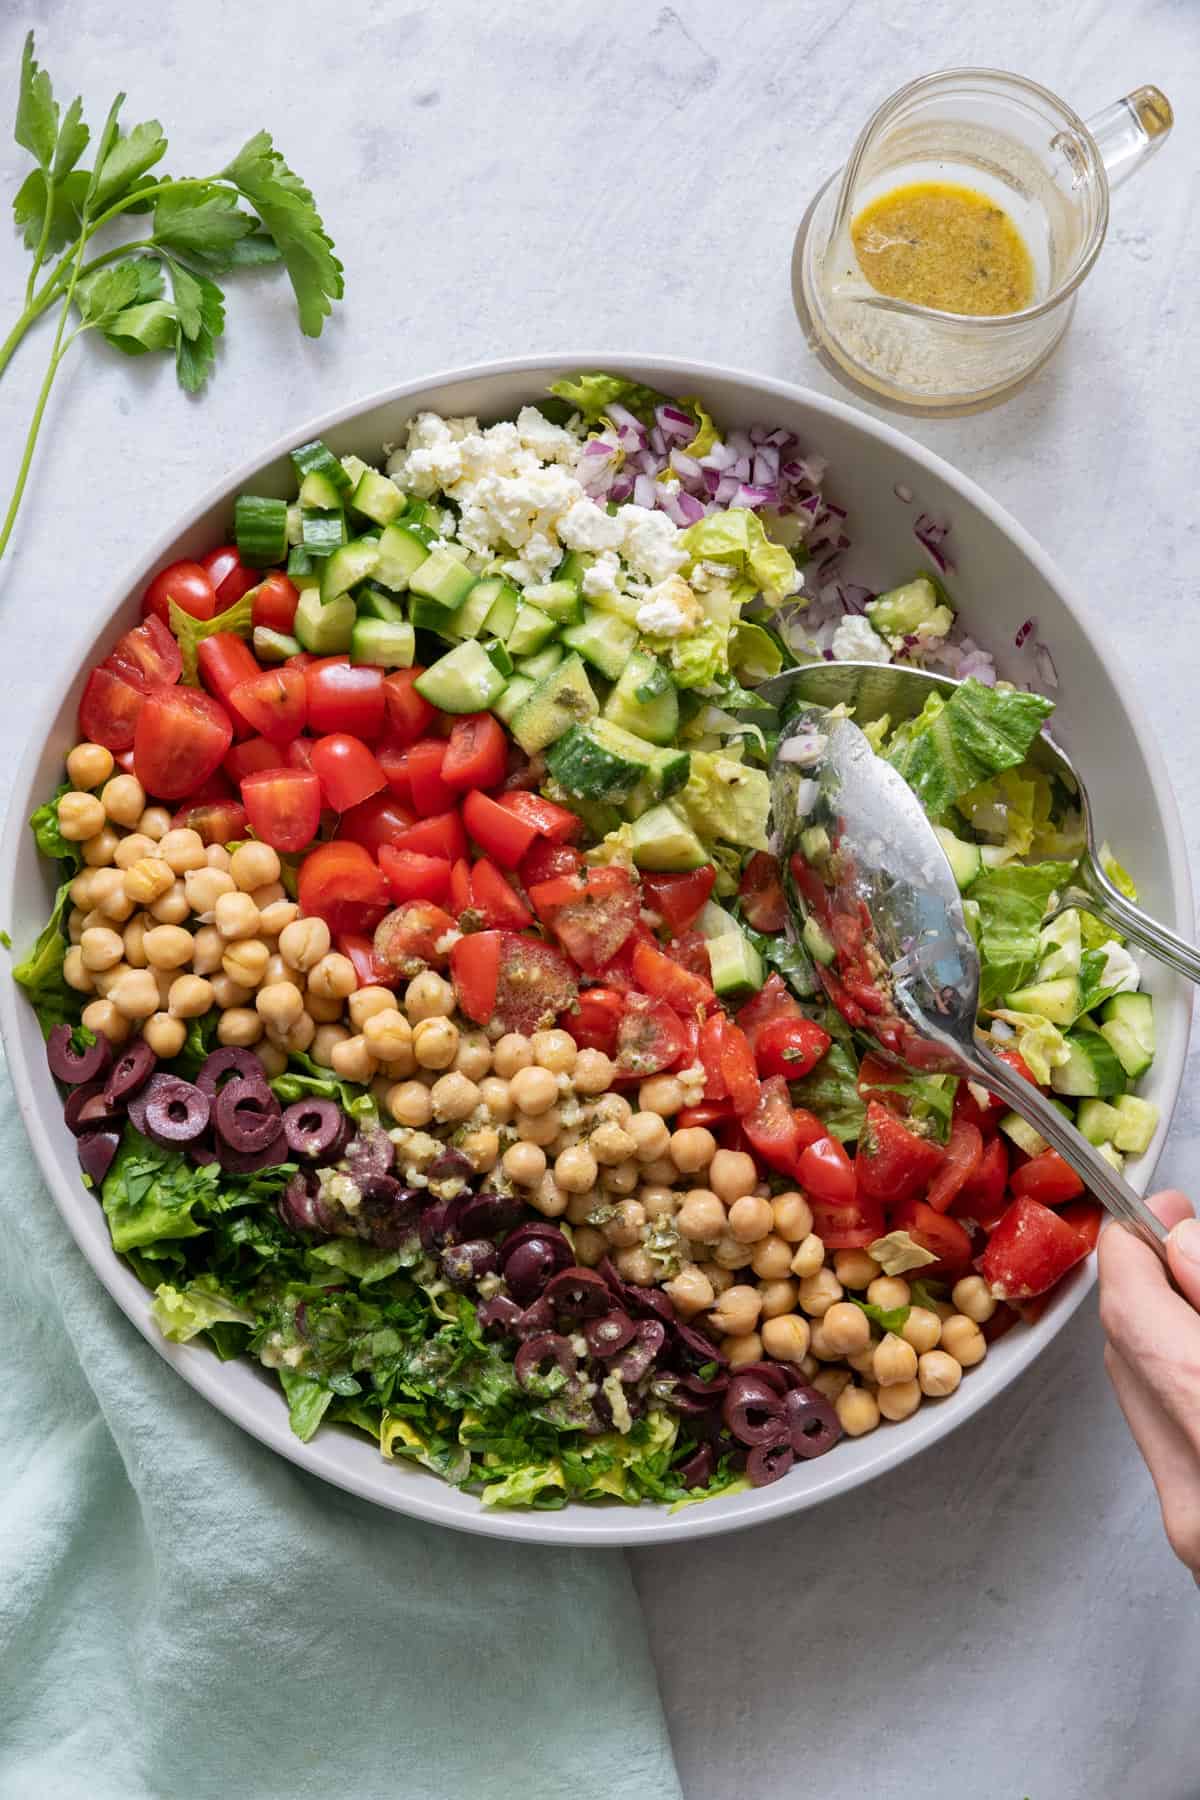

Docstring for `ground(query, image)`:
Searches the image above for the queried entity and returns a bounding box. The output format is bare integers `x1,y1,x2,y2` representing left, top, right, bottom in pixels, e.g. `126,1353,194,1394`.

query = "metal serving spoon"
755,668,1174,1265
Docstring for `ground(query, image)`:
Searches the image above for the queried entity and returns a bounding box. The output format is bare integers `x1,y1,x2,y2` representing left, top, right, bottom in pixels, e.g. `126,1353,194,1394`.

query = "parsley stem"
25,177,55,308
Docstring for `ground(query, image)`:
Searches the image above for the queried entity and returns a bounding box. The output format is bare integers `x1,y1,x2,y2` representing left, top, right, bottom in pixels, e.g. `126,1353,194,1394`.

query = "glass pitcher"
792,69,1173,415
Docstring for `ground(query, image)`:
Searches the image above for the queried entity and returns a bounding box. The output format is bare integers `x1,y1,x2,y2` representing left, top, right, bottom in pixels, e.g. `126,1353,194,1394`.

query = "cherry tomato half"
335,791,416,856
200,545,258,608
196,633,262,738
308,733,387,813
442,713,508,792
229,667,307,745
753,1015,832,1082
142,559,216,626
377,846,453,906
383,666,437,745
640,866,716,935
463,788,537,869
565,986,625,1056
240,768,321,853
306,660,386,741
251,572,300,634
133,687,234,801
299,840,390,934
470,857,532,929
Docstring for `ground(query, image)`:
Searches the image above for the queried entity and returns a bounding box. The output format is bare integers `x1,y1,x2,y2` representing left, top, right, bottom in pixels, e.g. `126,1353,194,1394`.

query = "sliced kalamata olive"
677,1369,729,1402
196,1046,263,1099
189,1136,218,1166
670,1321,729,1371
503,1237,569,1305
545,1266,612,1319
281,1098,345,1161
502,1220,570,1259
47,1023,112,1087
103,1038,157,1107
614,1319,666,1384
584,1310,637,1358
597,1255,635,1308
279,1170,335,1236
783,1386,843,1460
344,1126,394,1181
747,1438,795,1487
64,1081,123,1137
214,1079,281,1151
217,1130,288,1175
675,1443,716,1489
514,1332,576,1393
426,1148,473,1189
441,1239,499,1288
514,1296,556,1339
126,1071,173,1135
77,1128,120,1185
723,1372,788,1446
144,1076,211,1147
357,1176,420,1248
625,1283,677,1326
728,1360,790,1397
477,1294,523,1337
457,1190,524,1240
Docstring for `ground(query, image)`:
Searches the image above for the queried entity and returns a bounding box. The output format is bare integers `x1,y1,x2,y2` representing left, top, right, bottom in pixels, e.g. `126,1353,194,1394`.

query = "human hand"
1098,1191,1200,1582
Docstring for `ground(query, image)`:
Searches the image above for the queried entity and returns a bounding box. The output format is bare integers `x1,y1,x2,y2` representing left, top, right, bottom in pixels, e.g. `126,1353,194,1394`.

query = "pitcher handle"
1084,86,1173,190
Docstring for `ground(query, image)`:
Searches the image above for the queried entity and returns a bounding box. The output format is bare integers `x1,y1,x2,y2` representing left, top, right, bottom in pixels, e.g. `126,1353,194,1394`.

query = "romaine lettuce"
681,752,770,851
547,372,665,425
887,679,1055,818
677,508,799,603
969,860,1075,1006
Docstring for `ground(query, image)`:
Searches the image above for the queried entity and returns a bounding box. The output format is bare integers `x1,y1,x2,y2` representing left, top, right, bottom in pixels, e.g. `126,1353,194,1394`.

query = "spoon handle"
972,1039,1172,1268
1068,854,1200,988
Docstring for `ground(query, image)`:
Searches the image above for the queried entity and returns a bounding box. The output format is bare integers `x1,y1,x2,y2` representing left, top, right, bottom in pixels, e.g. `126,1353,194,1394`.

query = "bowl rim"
0,351,1191,1547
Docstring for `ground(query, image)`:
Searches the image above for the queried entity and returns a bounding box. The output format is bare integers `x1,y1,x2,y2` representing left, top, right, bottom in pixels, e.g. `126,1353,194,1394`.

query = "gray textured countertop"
2,4,1197,1795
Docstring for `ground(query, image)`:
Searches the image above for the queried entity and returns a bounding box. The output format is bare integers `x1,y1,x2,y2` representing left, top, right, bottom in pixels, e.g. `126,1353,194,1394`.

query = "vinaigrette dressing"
850,180,1035,317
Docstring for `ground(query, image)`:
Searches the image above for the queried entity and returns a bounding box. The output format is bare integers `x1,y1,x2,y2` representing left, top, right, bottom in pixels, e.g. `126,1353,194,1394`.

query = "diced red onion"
633,473,659,509
840,584,873,614
669,449,704,484
752,448,780,484
701,466,723,497
657,404,695,441
733,483,775,509
727,429,753,460
698,441,736,471
609,473,634,503
730,455,752,482
606,401,645,438
714,473,740,504
648,425,666,457
675,490,706,524
1015,616,1035,647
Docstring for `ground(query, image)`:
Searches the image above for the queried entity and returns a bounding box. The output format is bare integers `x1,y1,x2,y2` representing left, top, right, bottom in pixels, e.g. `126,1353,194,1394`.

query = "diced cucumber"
509,655,599,756
799,824,831,865
562,606,640,681
629,805,709,872
291,438,352,495
287,543,315,580
301,507,347,559
1097,1141,1126,1172
603,651,679,746
403,498,440,529
350,618,415,668
320,536,380,604
414,640,507,713
294,587,355,654
1004,976,1081,1026
235,494,289,568
356,584,407,624
587,585,642,627
545,719,658,802
556,550,593,585
625,749,692,819
934,826,983,892
1076,1098,1122,1146
707,931,764,1000
339,454,372,490
696,900,735,941
1000,1112,1048,1157
349,468,406,527
375,522,435,592
482,580,519,643
523,579,584,625
299,469,345,511
409,595,460,637
802,916,836,966
515,644,564,681
1111,1093,1159,1155
1049,1031,1127,1098
253,627,300,663
1100,992,1154,1078
446,577,515,643
554,792,624,843
484,638,514,678
409,547,477,611
506,603,558,657
286,503,303,548
493,674,536,726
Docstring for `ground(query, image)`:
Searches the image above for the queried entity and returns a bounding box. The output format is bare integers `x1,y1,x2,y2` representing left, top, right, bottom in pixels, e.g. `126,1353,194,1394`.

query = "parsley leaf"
163,257,225,393
849,1296,911,1334
75,260,145,329
14,32,57,172
152,182,258,268
52,94,89,181
221,131,343,335
12,166,90,253
91,116,167,213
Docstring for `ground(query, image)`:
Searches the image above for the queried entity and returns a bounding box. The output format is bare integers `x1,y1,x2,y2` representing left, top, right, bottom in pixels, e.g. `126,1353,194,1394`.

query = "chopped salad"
11,372,1159,1509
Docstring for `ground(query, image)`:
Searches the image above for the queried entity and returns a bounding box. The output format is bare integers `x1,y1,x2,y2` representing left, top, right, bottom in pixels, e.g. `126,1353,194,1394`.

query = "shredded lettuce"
957,766,1054,857
970,861,1075,1006
681,752,770,851
11,878,79,1036
887,680,1055,818
788,1021,864,1142
152,1278,255,1343
729,619,785,682
677,508,799,604
170,590,255,683
546,372,665,425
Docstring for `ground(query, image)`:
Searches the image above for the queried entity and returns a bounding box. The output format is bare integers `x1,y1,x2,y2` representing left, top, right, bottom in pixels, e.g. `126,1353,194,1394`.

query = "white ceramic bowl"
0,356,1190,1547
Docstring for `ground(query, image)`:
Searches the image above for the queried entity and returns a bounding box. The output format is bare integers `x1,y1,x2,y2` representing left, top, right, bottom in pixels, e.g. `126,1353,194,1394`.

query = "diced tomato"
463,788,538,868
754,1015,832,1082
719,1021,761,1117
631,939,714,1016
736,974,804,1050
299,841,391,936
336,932,398,992
979,1196,1091,1301
674,1014,701,1070
334,792,415,858
566,986,624,1056
142,559,217,626
1009,1149,1086,1206
309,734,387,813
382,666,437,745
529,867,641,972
799,1134,858,1207
394,811,468,863
890,1198,974,1282
742,1075,808,1178
441,714,508,792
699,1013,729,1101
470,857,532,928
664,930,711,981
110,614,183,691
856,1052,909,1107
377,845,452,905
594,924,656,993
376,741,411,800
449,858,473,915
677,1100,737,1129
133,687,234,801
1057,1199,1103,1252
228,667,307,745
224,734,287,784
78,665,145,752
616,993,689,1075
240,767,321,853
493,932,577,1035
200,545,258,609
195,632,262,739
406,738,457,816
519,840,582,886
496,790,582,843
250,572,299,634
950,1133,1010,1228
171,799,247,845
855,1100,945,1205
374,900,457,976
808,1184,886,1251
639,866,716,934
305,660,386,741
451,930,502,1024
739,851,787,932
926,1118,984,1214
951,1079,1000,1137
286,736,315,775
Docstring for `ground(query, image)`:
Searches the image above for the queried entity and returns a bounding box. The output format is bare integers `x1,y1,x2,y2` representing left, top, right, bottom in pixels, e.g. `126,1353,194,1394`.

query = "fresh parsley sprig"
1,34,343,561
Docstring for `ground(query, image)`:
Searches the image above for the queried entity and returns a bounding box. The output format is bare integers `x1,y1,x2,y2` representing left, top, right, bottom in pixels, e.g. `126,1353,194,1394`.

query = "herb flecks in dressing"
851,181,1035,316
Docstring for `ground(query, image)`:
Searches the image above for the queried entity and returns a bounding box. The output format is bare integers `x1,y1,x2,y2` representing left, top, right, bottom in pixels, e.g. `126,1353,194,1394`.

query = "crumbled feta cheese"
324,1170,362,1215
616,504,686,583
435,929,462,954
516,405,579,465
635,574,701,639
602,1372,634,1434
582,550,622,598
1098,940,1140,994
260,1331,285,1369
830,615,892,664
281,1344,306,1369
558,497,625,554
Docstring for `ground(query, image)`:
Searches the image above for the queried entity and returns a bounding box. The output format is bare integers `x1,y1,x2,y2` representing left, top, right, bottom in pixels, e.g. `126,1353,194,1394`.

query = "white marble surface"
1,3,1197,1795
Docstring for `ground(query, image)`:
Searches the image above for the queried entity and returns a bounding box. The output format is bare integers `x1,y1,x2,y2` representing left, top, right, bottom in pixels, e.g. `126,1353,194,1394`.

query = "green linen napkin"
0,1047,681,1800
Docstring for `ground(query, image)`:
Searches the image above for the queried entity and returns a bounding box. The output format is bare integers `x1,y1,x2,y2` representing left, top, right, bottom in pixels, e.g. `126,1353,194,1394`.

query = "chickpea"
91,961,130,1000
789,1233,826,1279
867,1276,911,1312
257,899,299,939
573,1224,608,1267
168,974,214,1019
217,1007,264,1048
142,924,193,971
478,1075,513,1122
564,1190,595,1225
279,916,331,973
821,1300,871,1356
188,925,223,976
918,1350,963,1398
877,1378,922,1422
761,1313,811,1362
708,1149,757,1205
952,1275,997,1325
67,908,86,944
637,1074,685,1117
940,1314,987,1368
528,1174,568,1219
758,1277,799,1319
305,991,344,1024
66,742,114,789
503,1142,547,1186
676,1189,726,1244
516,1109,561,1146
407,1015,456,1072
185,866,236,917
80,997,130,1044
722,1331,764,1369
69,871,100,910
604,1199,646,1249
834,1248,881,1290
459,1126,501,1173
63,946,94,993
255,1040,289,1079
599,1161,638,1196
158,829,207,875
109,967,160,1020
142,1008,188,1060
269,1013,316,1056
750,1234,794,1281
227,841,279,892
262,952,302,991
210,973,254,1010
137,805,170,840
427,1071,478,1124
613,1246,655,1285
311,1023,350,1069
58,791,107,841
101,774,146,828
531,1028,576,1074
214,891,261,941
669,1126,715,1174
709,1284,761,1337
727,1194,774,1244
503,1064,553,1116
222,939,270,989
80,925,125,972
639,1157,677,1187
639,1184,677,1222
592,1093,633,1128
554,1144,598,1194
797,1267,843,1318
626,1111,669,1163
869,1331,916,1387
329,1034,377,1082
344,986,393,1031
153,967,176,1009
122,857,175,906
254,981,304,1031
491,1032,532,1078
404,970,455,1024
205,845,232,872
587,1121,634,1166
95,886,135,926
114,833,158,871
454,1031,492,1081
572,1048,614,1095
901,1307,942,1355
82,826,121,869
362,1008,412,1063
663,1265,715,1318
812,1367,853,1402
701,1263,735,1298
836,1384,881,1438
307,952,357,1001
249,883,286,914
121,915,150,969
149,880,189,925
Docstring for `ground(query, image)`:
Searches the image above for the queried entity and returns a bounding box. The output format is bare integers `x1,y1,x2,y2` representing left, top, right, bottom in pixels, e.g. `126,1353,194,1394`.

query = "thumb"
1163,1193,1200,1307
